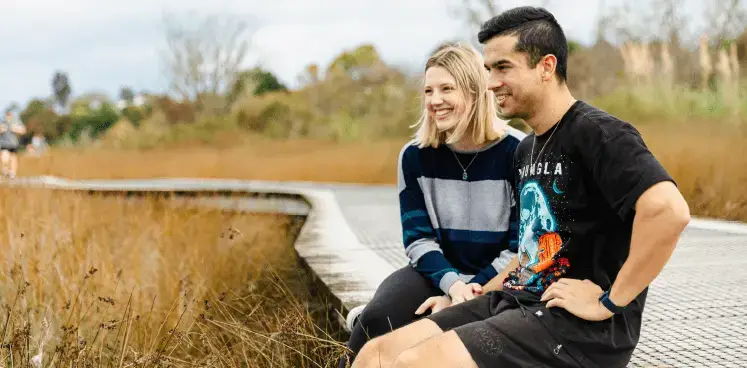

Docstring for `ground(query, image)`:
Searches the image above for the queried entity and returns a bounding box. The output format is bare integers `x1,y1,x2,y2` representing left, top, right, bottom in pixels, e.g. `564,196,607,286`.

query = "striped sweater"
397,126,526,294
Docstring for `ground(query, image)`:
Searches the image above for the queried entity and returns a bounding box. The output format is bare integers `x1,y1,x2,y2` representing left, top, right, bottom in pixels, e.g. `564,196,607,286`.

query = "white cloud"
250,11,465,87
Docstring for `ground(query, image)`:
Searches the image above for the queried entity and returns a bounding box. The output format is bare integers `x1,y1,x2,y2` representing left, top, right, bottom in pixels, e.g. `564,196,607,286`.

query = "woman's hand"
415,295,452,315
448,281,483,305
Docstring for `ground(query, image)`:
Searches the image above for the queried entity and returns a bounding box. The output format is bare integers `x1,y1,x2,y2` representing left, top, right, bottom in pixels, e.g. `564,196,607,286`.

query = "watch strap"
599,290,625,314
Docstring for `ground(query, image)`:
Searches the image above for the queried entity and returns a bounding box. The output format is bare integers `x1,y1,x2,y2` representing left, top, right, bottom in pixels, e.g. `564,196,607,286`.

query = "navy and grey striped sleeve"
398,144,460,294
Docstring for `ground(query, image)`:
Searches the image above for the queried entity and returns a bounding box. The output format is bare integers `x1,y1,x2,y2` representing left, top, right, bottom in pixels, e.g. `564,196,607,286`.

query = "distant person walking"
0,111,27,180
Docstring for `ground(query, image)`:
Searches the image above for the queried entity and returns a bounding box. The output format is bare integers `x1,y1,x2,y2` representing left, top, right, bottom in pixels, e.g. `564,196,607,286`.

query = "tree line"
5,1,747,148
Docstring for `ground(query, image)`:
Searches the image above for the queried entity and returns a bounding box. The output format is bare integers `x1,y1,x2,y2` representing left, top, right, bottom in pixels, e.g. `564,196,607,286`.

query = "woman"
339,43,525,367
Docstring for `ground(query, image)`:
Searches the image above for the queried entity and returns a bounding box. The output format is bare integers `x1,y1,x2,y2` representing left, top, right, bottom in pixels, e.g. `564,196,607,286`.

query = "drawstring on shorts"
502,291,529,318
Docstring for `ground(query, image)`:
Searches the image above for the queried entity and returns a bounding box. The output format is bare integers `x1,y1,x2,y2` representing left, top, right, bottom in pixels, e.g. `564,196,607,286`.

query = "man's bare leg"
393,330,477,368
9,153,17,179
0,150,9,178
351,319,442,368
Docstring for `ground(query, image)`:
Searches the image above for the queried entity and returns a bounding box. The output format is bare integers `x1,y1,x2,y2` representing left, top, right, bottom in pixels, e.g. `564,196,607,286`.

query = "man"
351,6,691,368
0,111,26,180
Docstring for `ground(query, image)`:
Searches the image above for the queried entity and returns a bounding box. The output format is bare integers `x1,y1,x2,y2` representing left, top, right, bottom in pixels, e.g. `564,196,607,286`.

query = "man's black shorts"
425,290,633,368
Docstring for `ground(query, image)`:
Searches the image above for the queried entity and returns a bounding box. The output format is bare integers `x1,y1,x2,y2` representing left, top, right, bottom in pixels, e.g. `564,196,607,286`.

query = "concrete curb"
688,216,747,235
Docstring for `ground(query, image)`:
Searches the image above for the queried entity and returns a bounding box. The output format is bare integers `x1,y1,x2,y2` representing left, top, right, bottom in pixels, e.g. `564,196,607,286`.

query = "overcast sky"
0,0,711,110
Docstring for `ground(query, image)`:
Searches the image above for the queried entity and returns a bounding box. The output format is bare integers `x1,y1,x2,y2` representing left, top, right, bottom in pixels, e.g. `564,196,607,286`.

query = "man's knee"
356,328,414,366
392,348,420,368
359,320,440,360
355,336,384,366
391,331,476,368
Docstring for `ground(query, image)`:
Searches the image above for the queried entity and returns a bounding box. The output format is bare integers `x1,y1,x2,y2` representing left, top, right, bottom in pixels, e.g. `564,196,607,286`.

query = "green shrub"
68,103,119,142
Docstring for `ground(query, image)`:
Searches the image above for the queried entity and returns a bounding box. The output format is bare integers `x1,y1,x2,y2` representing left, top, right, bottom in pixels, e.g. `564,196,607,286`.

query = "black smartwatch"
599,290,625,314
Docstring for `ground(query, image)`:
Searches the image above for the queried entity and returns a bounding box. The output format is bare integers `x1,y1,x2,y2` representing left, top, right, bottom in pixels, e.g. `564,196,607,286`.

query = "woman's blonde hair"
412,43,505,148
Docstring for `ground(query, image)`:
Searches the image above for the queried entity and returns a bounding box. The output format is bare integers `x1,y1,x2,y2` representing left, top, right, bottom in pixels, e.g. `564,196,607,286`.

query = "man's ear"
539,54,557,81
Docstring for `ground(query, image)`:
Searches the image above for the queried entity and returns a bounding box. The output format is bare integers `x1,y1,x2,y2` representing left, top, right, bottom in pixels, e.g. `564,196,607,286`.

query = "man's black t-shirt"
504,100,675,366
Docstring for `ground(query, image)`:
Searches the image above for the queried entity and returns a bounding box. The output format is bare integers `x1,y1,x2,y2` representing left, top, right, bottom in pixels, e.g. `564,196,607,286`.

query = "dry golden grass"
21,139,406,184
638,124,747,221
19,125,747,222
0,188,346,367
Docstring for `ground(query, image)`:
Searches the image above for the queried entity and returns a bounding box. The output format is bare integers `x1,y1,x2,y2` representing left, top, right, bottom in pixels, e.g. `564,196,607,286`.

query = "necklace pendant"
462,172,468,180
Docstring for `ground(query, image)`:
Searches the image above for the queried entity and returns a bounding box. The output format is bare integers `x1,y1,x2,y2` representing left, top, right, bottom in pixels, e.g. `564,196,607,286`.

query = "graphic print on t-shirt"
505,152,571,294
517,181,559,270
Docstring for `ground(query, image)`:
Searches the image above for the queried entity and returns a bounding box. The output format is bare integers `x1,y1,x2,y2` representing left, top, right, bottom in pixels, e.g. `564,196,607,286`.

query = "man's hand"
415,295,452,315
540,279,614,321
483,255,519,293
448,281,482,305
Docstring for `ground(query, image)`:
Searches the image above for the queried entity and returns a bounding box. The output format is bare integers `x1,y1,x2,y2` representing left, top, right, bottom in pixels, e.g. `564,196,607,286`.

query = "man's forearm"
483,255,519,293
609,203,689,306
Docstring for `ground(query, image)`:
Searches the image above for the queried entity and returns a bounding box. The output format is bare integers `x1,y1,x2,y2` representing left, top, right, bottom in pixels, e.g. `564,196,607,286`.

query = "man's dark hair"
478,6,568,82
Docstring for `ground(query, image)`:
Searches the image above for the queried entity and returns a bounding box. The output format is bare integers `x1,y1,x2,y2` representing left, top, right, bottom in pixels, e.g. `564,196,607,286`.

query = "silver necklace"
530,121,560,168
449,146,480,180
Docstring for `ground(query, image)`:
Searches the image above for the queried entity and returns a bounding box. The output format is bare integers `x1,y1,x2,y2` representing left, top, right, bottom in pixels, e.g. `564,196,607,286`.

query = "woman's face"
424,66,468,134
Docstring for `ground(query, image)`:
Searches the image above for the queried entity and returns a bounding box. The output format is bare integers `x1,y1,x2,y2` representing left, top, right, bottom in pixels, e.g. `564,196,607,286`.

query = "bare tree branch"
453,0,502,29
653,0,689,45
448,0,558,47
161,13,255,108
598,1,659,44
705,0,747,43
482,0,500,20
